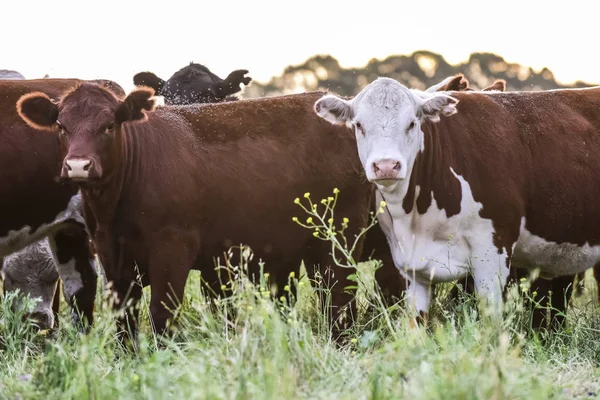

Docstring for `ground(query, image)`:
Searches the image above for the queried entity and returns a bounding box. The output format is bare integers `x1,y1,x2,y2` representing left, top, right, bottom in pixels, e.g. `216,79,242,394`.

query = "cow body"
0,79,124,328
315,78,600,317
17,84,376,341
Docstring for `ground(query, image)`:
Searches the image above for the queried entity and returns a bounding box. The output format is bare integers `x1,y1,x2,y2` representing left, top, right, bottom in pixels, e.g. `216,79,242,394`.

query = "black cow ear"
16,92,59,131
115,87,156,124
133,72,165,93
218,69,252,97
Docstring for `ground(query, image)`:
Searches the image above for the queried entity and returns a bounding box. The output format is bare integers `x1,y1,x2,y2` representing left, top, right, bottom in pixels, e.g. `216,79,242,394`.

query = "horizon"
3,1,598,93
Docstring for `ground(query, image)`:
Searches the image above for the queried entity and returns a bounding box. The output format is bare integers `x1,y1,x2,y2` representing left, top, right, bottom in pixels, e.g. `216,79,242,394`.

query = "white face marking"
513,218,600,278
314,77,458,187
64,159,91,179
0,192,85,257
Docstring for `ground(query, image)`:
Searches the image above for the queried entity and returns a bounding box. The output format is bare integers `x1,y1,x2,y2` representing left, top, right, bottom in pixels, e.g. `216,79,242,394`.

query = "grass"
1,192,600,399
1,260,599,400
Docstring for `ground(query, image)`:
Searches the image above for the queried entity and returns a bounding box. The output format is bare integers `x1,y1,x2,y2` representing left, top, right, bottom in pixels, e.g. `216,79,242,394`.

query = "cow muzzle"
372,159,402,186
23,310,54,331
62,158,97,181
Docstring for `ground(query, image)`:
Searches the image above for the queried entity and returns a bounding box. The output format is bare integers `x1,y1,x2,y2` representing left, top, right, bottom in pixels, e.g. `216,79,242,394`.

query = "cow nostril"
372,162,380,173
66,163,72,171
27,311,50,327
393,162,401,171
83,162,91,171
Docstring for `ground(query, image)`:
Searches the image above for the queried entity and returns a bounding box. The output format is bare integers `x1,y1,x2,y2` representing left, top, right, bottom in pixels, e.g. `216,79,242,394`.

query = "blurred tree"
242,51,594,98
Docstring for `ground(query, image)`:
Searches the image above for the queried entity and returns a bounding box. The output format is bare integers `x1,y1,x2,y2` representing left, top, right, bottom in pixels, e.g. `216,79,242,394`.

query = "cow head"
314,77,458,188
2,240,59,331
133,62,252,105
16,83,156,185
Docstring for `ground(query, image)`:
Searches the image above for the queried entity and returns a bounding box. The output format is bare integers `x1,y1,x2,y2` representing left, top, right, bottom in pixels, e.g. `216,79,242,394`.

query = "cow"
0,69,25,80
133,62,252,105
0,78,124,331
314,76,600,324
1,238,60,330
15,83,385,344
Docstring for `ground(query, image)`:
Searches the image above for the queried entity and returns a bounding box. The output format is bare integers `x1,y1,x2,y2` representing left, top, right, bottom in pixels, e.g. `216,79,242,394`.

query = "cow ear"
425,74,469,93
314,94,354,126
16,92,59,131
133,72,165,93
115,87,156,124
483,79,506,92
420,93,458,123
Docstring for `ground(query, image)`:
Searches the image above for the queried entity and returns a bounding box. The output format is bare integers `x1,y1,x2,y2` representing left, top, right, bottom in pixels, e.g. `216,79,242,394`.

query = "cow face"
17,83,156,185
2,240,59,330
314,77,458,189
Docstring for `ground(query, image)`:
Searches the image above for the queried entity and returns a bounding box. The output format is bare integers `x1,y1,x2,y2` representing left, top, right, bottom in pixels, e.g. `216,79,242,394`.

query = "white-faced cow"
0,78,124,330
315,76,600,321
133,62,252,105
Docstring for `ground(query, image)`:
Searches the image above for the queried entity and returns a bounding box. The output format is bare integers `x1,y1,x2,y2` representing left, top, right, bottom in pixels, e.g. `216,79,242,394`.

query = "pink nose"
372,159,401,180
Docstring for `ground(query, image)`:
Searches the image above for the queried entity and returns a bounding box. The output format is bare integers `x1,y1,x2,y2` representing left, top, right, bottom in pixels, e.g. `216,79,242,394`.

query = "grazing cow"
314,77,600,322
133,62,252,105
1,238,60,330
16,84,379,343
0,78,124,330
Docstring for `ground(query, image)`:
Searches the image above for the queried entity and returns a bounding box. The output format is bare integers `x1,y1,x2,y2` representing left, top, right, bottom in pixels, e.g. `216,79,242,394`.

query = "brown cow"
133,62,252,105
0,78,123,330
16,83,380,343
314,77,600,326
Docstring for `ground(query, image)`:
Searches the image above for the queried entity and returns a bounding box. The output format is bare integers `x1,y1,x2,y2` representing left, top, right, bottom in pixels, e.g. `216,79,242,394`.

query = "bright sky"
3,0,598,93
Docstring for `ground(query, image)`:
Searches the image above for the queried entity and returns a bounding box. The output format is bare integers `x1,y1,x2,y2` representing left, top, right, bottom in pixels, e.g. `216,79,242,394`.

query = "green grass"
1,259,600,400
1,193,600,399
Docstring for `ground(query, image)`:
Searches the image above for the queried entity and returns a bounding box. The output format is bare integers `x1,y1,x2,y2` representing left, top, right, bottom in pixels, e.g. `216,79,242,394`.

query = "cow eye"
105,123,115,134
406,121,416,134
56,121,66,136
355,121,365,135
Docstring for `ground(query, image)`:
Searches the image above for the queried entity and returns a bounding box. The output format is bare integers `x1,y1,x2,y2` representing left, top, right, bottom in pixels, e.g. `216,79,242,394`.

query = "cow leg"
404,277,433,323
52,279,61,330
302,251,356,340
470,249,511,317
362,223,407,305
48,227,98,332
148,230,198,337
112,279,143,350
530,274,574,331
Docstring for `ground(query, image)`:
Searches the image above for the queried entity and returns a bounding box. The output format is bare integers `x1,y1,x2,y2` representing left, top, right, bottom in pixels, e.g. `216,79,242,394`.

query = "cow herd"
1,62,599,346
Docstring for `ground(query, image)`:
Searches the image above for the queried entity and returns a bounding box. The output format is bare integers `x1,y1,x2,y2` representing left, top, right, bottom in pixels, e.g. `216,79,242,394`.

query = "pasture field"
1,263,600,399
1,196,600,400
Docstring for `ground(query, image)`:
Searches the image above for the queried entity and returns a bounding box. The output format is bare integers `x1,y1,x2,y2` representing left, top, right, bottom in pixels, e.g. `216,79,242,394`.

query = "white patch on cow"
47,234,84,300
513,218,600,279
0,192,85,257
55,258,83,299
65,159,91,179
377,168,509,314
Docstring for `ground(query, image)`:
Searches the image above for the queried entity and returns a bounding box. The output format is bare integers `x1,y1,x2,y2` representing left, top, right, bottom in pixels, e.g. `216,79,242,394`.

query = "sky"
2,0,598,93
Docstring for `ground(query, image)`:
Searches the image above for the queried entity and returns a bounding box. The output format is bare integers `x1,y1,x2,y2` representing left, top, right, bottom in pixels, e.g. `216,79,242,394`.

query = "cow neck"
82,131,128,233
379,122,462,219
